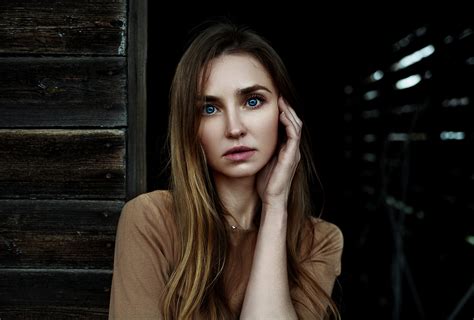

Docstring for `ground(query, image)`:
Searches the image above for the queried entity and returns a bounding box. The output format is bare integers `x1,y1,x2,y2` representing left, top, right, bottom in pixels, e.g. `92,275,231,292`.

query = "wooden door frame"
127,0,148,200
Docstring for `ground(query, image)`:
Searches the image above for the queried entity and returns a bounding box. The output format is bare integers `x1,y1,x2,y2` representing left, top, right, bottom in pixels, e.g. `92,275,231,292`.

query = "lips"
223,146,256,161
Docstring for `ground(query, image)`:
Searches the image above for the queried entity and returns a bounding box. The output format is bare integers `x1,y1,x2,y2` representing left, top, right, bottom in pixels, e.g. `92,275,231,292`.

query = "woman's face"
198,53,280,180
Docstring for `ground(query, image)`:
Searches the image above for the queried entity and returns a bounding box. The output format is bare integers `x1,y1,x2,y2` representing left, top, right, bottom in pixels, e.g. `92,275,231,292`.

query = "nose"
225,109,246,138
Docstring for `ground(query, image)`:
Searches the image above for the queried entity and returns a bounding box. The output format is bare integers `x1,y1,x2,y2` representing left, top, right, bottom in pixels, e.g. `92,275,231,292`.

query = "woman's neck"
213,173,259,230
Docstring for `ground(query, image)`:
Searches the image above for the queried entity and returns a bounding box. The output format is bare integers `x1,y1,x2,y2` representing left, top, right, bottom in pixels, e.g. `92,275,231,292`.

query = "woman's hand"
256,96,302,208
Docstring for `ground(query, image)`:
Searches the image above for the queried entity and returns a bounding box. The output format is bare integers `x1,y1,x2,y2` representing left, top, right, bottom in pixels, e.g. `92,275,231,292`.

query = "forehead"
202,53,274,93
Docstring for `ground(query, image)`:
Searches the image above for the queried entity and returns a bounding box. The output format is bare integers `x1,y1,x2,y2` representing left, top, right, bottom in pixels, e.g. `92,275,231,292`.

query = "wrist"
262,201,287,212
261,196,287,210
260,203,288,228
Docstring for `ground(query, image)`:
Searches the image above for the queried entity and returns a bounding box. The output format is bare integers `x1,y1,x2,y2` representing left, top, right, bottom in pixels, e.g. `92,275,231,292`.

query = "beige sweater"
109,190,343,319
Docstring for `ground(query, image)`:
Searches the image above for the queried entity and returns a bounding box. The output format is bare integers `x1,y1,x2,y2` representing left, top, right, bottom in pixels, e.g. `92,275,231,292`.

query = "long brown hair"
162,21,340,319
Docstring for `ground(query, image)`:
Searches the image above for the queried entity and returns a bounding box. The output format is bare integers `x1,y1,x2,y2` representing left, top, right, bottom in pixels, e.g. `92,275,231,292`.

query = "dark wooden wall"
0,0,147,318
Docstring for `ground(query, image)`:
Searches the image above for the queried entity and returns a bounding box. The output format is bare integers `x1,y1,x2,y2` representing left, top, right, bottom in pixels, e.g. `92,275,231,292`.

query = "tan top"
109,190,343,319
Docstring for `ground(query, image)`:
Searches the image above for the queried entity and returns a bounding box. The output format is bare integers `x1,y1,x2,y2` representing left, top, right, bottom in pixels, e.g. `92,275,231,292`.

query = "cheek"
198,128,209,152
198,122,217,157
257,109,280,153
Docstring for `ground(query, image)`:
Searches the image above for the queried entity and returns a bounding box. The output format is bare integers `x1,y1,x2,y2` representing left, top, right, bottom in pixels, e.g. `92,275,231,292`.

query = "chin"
213,163,265,179
223,168,259,179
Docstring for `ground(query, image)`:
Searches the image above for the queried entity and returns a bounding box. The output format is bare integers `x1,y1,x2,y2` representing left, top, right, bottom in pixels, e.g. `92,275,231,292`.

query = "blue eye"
248,98,258,107
203,104,217,115
246,95,264,109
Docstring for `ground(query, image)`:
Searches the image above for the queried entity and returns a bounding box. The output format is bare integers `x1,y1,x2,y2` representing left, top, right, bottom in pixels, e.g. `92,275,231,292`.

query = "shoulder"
124,189,172,208
118,190,175,236
299,216,343,274
121,189,173,217
291,217,344,308
307,216,344,252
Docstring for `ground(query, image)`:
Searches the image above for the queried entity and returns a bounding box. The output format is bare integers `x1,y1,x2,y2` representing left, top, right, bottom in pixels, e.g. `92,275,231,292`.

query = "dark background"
147,7,473,320
146,8,419,211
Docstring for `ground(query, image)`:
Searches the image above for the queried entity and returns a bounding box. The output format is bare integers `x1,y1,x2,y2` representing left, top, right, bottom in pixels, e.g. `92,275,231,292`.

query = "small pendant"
231,225,237,230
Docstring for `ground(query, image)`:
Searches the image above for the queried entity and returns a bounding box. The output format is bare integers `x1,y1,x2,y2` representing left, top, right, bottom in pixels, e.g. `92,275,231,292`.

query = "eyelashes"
245,94,265,109
201,94,267,116
203,104,217,115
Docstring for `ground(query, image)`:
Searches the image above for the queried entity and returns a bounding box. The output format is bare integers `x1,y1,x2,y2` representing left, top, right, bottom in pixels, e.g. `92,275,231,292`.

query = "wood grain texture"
0,57,127,127
0,0,126,55
0,129,126,199
126,0,148,199
0,308,107,320
1,232,116,268
0,0,137,316
0,269,111,318
0,199,122,268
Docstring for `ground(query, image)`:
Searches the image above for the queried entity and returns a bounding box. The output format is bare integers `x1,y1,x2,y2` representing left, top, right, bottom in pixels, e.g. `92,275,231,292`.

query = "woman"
109,21,343,319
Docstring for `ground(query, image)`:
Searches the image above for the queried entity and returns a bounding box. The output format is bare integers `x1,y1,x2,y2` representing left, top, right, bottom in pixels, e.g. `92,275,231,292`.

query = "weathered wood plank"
0,0,126,55
0,232,115,268
0,269,111,317
0,232,116,269
0,199,122,268
0,199,122,231
0,129,125,199
0,307,107,320
0,57,127,128
126,0,148,199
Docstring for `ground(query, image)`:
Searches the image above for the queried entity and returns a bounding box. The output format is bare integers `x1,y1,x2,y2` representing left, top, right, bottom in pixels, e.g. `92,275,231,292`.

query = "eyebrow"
201,85,272,103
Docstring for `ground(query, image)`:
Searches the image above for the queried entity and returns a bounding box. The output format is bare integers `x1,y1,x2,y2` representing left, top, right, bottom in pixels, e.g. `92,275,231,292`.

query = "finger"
286,108,302,140
278,97,292,119
279,97,302,136
280,111,300,141
279,99,302,163
286,106,303,129
278,112,302,178
279,97,302,130
278,97,299,135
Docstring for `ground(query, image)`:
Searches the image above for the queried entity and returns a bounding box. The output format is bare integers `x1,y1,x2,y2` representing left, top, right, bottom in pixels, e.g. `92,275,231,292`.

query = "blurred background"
147,7,473,320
